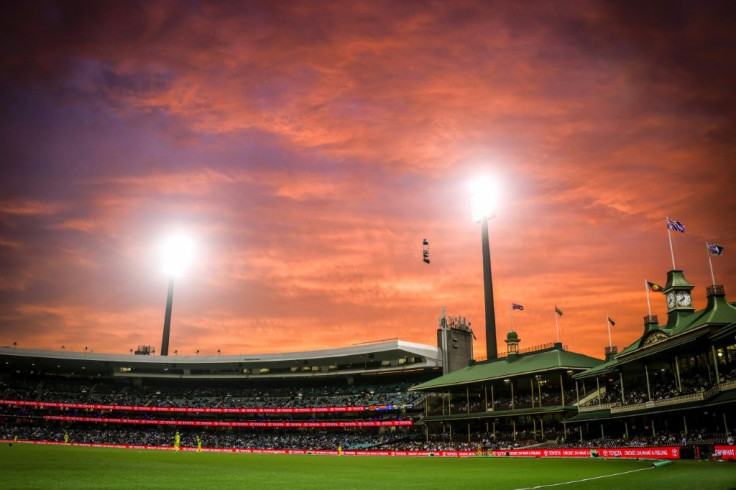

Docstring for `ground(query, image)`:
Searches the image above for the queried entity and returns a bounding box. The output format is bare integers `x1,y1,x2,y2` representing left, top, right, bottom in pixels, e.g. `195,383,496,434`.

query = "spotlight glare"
160,233,195,277
469,176,499,222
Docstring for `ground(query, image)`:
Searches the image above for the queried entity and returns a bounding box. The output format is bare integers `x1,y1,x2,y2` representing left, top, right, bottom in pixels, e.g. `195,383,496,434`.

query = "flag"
666,218,685,233
646,281,664,292
708,244,724,256
555,306,563,316
607,316,616,326
512,303,524,311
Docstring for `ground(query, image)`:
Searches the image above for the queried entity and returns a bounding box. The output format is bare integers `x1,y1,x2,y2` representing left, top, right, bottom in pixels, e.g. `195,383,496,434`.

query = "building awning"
423,405,572,422
564,410,611,423
704,388,736,407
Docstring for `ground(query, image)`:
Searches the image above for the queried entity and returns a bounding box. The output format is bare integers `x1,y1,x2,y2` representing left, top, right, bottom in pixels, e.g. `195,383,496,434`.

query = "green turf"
1,444,735,489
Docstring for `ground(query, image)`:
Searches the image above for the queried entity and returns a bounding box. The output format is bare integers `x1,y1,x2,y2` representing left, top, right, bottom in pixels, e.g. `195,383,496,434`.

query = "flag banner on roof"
708,244,724,256
555,306,563,316
607,316,616,326
647,281,664,292
666,218,685,233
512,303,524,311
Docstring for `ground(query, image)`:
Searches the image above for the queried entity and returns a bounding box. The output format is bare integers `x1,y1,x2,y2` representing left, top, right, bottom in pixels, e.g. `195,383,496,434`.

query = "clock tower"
663,270,695,327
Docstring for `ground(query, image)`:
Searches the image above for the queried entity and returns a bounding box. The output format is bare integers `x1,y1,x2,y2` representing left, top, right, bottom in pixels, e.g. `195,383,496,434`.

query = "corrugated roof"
411,347,602,391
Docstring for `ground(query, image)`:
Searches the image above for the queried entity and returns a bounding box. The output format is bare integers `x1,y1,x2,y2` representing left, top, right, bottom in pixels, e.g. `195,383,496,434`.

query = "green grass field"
1,444,735,489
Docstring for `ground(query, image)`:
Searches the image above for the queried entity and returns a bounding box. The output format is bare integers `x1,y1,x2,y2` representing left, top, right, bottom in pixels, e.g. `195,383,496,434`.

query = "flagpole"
666,217,676,269
606,314,612,349
644,279,652,317
554,308,560,343
706,242,716,286
509,303,513,332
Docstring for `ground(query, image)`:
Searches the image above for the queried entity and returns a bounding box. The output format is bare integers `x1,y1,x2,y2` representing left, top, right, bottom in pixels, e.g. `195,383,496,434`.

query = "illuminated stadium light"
469,176,499,223
160,233,195,277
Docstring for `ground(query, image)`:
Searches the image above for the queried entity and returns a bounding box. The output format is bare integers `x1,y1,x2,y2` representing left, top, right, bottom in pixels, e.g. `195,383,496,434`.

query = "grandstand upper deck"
0,339,441,380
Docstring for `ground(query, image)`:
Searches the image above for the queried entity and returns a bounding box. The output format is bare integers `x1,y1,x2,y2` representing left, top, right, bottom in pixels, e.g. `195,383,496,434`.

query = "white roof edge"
0,340,440,364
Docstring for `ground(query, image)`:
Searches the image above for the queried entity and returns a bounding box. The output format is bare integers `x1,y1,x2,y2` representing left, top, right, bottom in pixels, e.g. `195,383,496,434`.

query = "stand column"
712,346,721,386
560,374,565,406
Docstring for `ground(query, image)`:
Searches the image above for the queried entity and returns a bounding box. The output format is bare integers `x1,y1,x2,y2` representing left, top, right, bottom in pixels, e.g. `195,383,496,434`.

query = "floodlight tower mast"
158,234,194,356
470,178,499,360
160,277,175,356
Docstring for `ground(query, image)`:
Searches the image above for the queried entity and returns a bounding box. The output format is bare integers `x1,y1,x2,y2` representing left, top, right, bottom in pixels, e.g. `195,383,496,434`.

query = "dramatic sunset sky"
1,1,734,359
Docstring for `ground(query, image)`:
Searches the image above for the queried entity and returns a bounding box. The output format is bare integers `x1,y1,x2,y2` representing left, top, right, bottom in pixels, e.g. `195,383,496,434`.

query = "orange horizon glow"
0,1,734,361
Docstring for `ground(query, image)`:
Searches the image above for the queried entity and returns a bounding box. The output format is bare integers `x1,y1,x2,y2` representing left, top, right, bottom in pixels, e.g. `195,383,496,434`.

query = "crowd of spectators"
0,377,423,410
550,429,731,448
0,422,414,450
446,387,580,414
2,370,734,453
0,406,410,425
581,368,736,408
3,418,732,452
218,383,420,409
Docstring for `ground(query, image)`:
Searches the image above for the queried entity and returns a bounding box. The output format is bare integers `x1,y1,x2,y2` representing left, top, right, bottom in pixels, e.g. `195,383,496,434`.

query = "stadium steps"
576,386,606,407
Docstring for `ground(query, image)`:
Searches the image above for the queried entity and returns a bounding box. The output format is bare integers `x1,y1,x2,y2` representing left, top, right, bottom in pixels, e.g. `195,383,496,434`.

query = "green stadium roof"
410,346,602,391
575,277,736,379
669,292,736,335
572,356,618,379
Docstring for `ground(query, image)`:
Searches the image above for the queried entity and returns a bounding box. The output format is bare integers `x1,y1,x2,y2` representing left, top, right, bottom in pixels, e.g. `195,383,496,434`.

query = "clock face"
667,293,676,309
676,291,692,307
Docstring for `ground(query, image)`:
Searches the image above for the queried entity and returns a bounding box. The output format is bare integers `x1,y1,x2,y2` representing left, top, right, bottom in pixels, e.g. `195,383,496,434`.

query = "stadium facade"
1,268,734,457
0,312,475,451
409,269,736,457
0,339,441,380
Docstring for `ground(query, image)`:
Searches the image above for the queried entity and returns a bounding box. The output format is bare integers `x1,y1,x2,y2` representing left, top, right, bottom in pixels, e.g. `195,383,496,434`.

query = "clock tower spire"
663,269,694,328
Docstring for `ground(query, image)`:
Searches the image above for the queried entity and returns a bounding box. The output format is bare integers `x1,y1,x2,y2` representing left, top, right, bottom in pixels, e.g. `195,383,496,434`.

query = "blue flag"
666,218,685,233
512,303,524,311
708,244,724,256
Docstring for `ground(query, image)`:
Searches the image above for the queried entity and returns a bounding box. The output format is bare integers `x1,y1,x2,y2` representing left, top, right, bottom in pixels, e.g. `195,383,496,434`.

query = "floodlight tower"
470,177,499,360
159,234,194,356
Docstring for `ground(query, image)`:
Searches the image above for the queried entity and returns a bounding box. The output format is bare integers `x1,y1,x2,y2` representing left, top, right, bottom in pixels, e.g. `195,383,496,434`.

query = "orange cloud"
0,200,65,216
0,1,733,361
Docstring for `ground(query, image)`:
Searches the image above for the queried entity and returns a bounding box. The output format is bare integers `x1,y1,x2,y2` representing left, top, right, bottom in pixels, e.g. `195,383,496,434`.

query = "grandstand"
0,338,440,379
409,269,736,459
2,268,735,460
0,337,446,451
